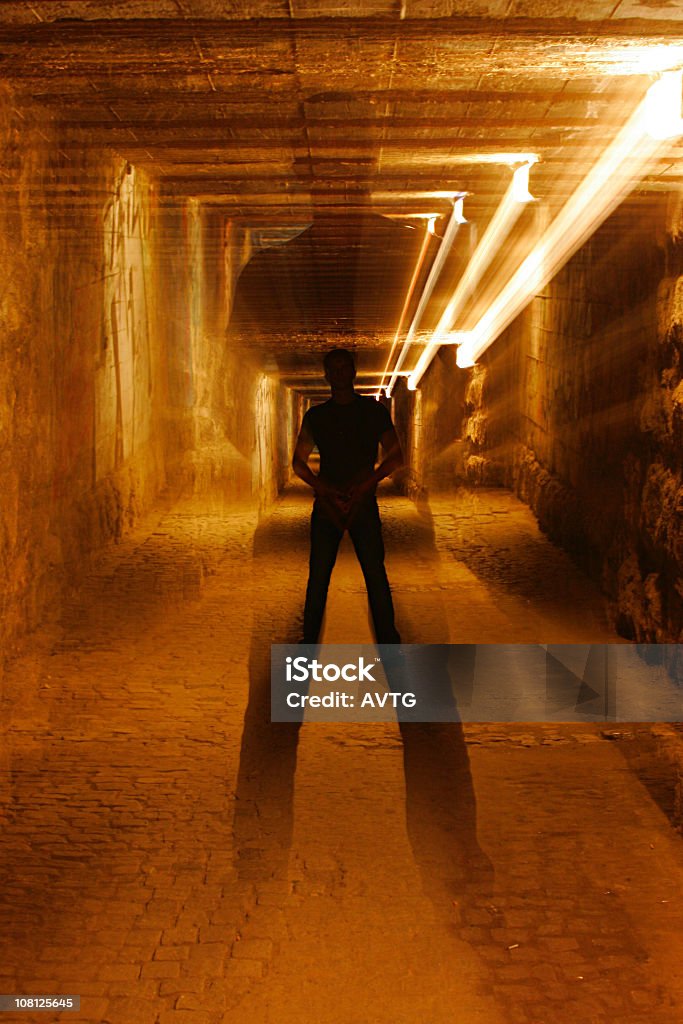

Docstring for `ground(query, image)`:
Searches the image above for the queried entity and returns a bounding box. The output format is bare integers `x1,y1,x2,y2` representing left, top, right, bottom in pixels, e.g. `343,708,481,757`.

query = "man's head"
323,348,356,390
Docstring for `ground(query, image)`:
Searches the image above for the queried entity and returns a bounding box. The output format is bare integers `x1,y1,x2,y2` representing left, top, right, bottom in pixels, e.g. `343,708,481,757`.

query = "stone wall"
455,196,682,646
0,89,292,659
0,92,170,657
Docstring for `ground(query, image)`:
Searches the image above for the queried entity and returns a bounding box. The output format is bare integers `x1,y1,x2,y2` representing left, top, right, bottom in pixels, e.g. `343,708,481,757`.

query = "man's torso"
303,395,393,491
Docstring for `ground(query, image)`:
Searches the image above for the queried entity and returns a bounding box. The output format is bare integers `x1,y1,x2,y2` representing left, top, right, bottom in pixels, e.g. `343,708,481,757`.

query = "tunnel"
1,3,683,1023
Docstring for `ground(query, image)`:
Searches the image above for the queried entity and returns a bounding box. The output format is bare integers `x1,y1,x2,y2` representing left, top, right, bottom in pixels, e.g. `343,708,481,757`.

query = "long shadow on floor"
232,491,493,912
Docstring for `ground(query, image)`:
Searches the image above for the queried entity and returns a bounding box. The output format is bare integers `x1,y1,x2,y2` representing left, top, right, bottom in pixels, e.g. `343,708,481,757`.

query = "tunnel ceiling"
3,0,683,390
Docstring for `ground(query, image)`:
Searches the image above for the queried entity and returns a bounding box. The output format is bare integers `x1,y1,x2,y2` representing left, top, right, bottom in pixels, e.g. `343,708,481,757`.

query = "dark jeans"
303,498,401,644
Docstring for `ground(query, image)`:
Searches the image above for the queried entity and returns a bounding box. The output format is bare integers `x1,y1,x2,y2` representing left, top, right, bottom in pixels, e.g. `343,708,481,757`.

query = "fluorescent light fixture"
602,45,683,76
455,71,683,369
375,153,541,173
435,330,472,346
407,161,537,390
371,164,537,201
381,213,443,221
375,222,433,400
452,197,468,224
453,338,475,368
644,70,683,139
511,161,537,203
384,194,468,397
405,72,683,377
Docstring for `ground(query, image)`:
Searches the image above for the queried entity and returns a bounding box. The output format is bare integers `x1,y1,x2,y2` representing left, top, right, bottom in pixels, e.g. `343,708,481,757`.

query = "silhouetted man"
292,348,403,644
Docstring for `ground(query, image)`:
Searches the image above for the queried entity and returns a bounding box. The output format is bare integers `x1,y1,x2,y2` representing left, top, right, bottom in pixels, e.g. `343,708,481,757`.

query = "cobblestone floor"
1,484,682,1024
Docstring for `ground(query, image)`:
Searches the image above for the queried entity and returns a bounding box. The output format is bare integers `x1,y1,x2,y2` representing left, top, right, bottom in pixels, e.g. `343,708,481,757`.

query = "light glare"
455,344,475,369
455,71,683,370
384,197,466,395
453,197,467,224
406,162,536,390
602,46,683,76
645,70,683,139
375,224,433,399
511,162,537,204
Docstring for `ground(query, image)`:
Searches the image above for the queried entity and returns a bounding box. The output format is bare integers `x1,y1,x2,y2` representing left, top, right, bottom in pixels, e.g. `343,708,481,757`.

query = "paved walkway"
1,484,682,1024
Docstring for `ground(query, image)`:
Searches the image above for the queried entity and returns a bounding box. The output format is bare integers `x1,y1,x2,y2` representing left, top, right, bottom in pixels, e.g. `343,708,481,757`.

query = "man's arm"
348,425,404,503
376,425,404,482
292,421,318,489
292,421,341,500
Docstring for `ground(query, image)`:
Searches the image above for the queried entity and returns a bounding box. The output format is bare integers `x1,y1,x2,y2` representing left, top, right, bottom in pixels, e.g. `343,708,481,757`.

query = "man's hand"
346,427,404,508
314,481,352,531
378,426,404,478
313,478,344,503
340,477,372,530
347,476,376,506
292,429,350,529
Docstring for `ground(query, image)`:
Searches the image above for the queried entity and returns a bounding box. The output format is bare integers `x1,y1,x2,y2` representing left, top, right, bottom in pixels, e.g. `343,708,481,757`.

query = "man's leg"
302,503,343,643
348,499,401,644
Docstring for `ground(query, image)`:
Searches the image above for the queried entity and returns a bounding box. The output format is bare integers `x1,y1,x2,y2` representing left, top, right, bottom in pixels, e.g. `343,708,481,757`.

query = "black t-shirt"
302,395,394,490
